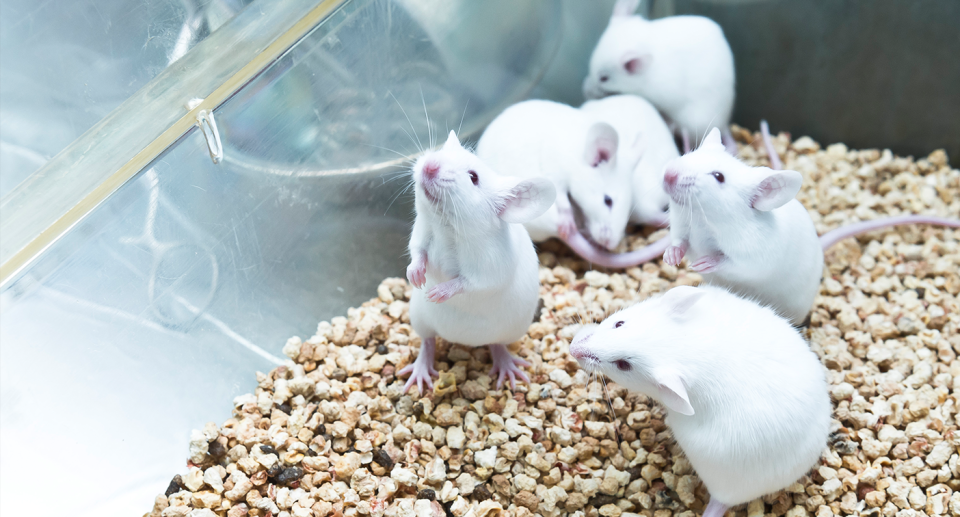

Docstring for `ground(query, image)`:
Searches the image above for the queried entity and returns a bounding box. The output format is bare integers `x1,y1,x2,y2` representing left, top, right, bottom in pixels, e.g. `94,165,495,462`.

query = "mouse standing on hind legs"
401,131,556,393
662,127,960,325
569,285,831,514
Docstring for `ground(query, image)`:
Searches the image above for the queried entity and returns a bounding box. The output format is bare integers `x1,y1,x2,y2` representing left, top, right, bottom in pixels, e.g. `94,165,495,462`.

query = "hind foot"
399,337,439,395
488,344,531,390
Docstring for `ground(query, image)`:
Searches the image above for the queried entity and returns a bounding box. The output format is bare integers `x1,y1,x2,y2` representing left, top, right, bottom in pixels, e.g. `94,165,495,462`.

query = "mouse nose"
422,161,439,179
663,168,679,188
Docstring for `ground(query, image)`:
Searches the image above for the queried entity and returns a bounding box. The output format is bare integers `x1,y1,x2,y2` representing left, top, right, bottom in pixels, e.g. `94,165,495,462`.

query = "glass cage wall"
0,0,567,515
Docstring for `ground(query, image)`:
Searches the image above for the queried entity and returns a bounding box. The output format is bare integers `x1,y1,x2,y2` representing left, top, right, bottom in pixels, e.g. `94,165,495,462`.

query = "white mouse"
403,131,556,393
583,0,737,155
662,127,960,325
580,94,679,227
569,284,831,516
477,99,637,251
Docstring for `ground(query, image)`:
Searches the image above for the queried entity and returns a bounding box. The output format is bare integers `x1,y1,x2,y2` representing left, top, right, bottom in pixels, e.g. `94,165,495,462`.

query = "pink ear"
751,169,803,211
498,177,556,224
584,122,619,168
653,367,694,416
622,53,648,75
659,286,707,319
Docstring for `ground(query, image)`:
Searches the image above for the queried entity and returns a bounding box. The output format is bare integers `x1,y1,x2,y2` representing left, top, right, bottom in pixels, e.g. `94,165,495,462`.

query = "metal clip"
197,109,223,164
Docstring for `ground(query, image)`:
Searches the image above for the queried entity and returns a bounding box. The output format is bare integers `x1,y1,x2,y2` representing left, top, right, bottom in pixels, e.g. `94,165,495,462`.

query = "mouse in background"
477,99,636,252
580,94,679,228
477,99,670,269
570,285,831,516
663,128,960,325
583,0,737,155
403,131,556,392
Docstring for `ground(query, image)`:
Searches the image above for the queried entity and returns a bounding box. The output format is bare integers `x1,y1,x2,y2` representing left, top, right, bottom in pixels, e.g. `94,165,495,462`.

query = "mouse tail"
562,231,670,268
760,119,783,170
819,215,960,249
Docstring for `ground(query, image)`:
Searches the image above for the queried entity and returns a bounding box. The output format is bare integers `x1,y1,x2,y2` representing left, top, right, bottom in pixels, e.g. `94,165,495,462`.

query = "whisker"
390,90,424,153
457,99,470,137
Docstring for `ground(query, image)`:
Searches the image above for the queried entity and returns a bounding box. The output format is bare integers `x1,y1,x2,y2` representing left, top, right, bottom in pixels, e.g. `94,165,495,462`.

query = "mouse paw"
406,262,426,289
398,337,439,395
557,209,578,241
663,245,686,266
488,343,531,390
426,278,463,303
689,255,723,273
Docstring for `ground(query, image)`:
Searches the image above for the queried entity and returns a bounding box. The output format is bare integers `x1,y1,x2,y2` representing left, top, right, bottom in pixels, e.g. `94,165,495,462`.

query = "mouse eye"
604,195,613,208
600,74,609,83
615,359,631,371
614,321,624,328
468,170,479,186
711,171,725,183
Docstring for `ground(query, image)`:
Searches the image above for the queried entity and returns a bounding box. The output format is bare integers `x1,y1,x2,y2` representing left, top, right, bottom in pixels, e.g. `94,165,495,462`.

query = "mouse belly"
409,279,538,347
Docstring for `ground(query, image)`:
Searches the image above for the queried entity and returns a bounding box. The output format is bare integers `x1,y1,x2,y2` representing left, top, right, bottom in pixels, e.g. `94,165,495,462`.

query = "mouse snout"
569,341,598,363
421,161,440,180
663,168,679,188
593,226,616,251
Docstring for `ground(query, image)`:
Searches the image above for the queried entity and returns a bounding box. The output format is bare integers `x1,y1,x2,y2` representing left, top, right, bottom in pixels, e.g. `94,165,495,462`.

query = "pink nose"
422,162,439,179
663,169,679,188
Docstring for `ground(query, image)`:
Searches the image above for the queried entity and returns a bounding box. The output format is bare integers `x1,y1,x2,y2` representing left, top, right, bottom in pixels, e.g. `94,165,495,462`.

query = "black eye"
711,171,724,183
604,195,613,208
600,75,609,83
615,359,631,371
468,170,479,186
614,321,624,328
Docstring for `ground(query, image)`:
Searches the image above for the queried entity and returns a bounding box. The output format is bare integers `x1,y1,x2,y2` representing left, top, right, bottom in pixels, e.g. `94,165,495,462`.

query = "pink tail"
562,231,670,269
702,499,728,517
760,120,783,170
820,215,960,249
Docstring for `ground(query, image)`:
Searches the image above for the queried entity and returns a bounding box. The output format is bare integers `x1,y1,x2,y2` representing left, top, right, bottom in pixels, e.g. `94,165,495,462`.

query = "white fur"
409,132,555,347
570,285,831,505
476,99,633,250
664,128,823,325
580,94,678,225
583,6,735,141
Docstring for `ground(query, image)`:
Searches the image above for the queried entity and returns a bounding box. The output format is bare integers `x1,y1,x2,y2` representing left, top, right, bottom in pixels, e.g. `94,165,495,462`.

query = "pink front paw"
557,210,577,240
663,245,686,266
426,280,463,303
689,255,723,273
406,262,426,288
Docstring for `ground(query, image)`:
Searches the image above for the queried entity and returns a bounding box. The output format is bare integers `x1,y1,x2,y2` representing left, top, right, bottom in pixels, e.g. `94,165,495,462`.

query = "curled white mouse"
580,94,679,227
477,99,637,251
583,0,737,154
662,128,960,325
402,131,556,393
569,284,831,516
477,99,669,269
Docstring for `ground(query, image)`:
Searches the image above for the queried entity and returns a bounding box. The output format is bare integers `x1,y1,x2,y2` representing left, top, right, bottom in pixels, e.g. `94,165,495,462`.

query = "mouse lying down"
570,285,831,515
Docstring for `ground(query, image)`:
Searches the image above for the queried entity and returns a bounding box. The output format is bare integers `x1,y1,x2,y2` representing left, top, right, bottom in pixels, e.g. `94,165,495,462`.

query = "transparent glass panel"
0,1,561,515
0,0,250,197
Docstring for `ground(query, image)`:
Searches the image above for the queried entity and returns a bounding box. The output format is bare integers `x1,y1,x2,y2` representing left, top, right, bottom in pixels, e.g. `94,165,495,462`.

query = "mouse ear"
498,176,557,224
584,122,619,168
612,0,640,18
660,285,707,319
442,130,461,150
699,128,725,151
621,52,650,75
653,367,694,416
751,169,803,211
